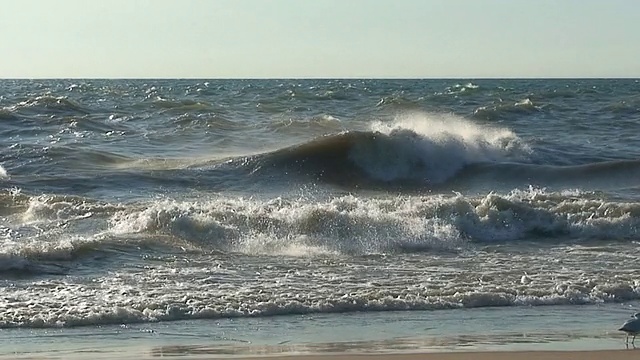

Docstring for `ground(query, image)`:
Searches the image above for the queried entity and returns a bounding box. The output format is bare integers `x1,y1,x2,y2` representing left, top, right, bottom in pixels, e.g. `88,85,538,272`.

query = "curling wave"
242,114,529,187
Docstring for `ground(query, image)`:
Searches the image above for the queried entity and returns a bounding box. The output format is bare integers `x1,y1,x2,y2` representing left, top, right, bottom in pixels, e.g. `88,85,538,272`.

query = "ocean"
0,79,639,358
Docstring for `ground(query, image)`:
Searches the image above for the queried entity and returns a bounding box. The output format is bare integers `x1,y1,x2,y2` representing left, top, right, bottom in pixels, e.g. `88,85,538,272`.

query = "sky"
1,0,639,78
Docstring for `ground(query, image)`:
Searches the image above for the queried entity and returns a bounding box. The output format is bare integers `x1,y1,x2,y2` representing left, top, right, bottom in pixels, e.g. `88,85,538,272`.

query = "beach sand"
235,350,639,360
234,348,640,360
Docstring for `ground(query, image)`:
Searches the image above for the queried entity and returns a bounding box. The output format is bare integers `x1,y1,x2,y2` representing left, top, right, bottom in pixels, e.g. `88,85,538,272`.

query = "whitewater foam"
347,112,529,183
101,187,640,258
2,186,639,265
1,245,639,328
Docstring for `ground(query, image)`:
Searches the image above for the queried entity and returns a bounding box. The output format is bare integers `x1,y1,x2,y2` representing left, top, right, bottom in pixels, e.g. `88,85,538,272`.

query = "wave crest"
106,188,640,257
4,95,89,115
473,98,541,120
251,113,529,186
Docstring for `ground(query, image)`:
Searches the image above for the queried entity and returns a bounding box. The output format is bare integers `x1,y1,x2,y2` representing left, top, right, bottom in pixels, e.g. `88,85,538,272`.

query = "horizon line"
1,76,639,80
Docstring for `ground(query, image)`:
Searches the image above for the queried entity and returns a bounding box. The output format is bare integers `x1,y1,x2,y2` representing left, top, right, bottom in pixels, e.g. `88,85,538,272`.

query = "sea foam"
351,112,529,183
105,187,640,257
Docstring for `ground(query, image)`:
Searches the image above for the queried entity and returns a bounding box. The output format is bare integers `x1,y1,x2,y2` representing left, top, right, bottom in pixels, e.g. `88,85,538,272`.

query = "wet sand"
235,350,640,360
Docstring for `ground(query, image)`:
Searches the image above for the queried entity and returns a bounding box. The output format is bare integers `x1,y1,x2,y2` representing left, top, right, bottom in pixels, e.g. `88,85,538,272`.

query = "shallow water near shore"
2,302,639,359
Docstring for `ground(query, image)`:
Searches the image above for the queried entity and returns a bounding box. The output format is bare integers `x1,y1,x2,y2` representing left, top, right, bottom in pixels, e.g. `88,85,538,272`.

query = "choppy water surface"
0,79,639,334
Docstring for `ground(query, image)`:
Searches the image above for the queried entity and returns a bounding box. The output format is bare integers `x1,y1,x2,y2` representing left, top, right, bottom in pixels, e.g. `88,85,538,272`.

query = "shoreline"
5,348,640,360
233,350,640,360
1,305,636,359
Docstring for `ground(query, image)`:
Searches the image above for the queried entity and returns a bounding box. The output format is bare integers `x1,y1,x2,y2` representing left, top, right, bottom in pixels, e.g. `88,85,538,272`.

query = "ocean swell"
248,114,528,186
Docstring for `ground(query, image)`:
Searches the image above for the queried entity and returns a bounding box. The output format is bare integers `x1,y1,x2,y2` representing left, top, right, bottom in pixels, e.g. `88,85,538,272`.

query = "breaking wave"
243,113,529,187
1,185,639,275
106,187,640,257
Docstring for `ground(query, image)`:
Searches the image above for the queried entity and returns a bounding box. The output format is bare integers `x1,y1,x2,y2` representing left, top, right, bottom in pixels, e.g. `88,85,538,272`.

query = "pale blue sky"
1,0,638,78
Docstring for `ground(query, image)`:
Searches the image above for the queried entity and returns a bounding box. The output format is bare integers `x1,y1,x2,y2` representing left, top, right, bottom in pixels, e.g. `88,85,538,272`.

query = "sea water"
1,79,639,357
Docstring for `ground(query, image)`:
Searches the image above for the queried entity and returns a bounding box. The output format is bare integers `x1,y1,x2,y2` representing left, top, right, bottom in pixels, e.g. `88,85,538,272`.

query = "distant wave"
375,95,424,110
151,98,215,114
4,95,89,115
442,82,481,95
267,114,345,135
472,98,541,120
602,100,640,116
